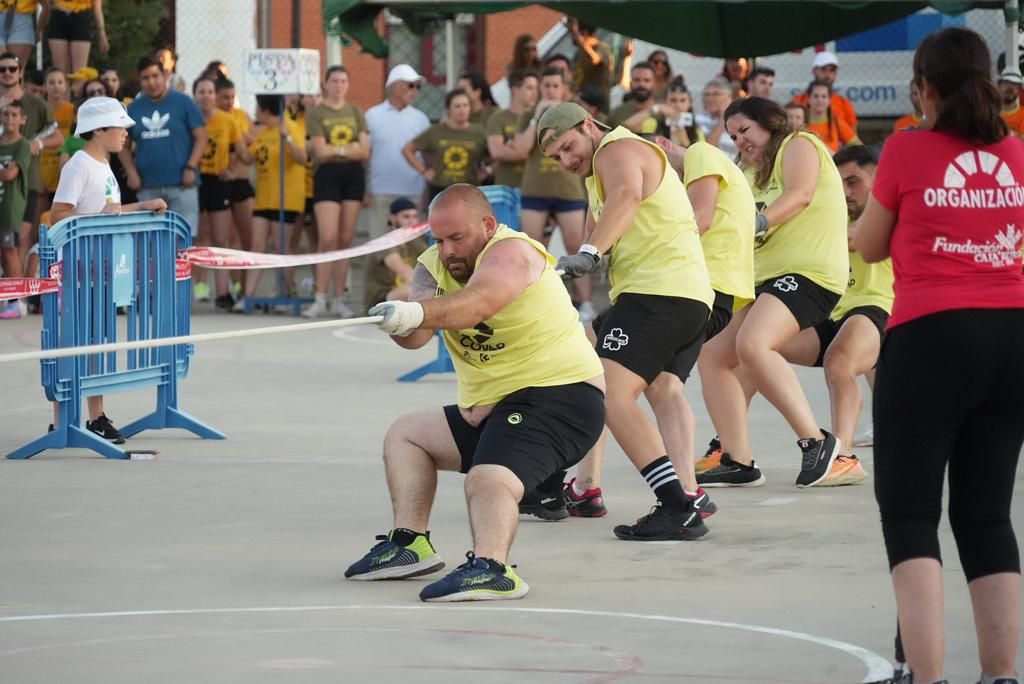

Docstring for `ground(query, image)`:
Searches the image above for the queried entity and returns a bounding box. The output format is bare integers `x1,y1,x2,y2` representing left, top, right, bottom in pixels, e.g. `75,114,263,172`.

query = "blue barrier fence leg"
120,381,226,440
7,424,127,460
397,332,455,382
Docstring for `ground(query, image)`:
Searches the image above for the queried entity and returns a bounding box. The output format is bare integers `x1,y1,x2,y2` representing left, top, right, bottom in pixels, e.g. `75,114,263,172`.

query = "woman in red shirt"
856,27,1024,684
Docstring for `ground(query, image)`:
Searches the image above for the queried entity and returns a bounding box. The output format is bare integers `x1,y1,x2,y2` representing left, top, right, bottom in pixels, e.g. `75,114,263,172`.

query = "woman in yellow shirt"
234,94,307,312
697,96,849,489
40,66,74,206
194,76,246,310
48,0,107,75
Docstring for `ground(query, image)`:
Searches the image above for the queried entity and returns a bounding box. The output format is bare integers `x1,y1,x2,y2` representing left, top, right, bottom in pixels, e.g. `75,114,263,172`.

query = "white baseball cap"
74,97,134,135
812,51,839,69
385,64,424,88
1000,68,1023,85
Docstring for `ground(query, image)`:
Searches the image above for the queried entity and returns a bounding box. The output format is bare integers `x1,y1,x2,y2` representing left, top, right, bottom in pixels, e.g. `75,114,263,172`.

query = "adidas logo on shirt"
140,111,171,140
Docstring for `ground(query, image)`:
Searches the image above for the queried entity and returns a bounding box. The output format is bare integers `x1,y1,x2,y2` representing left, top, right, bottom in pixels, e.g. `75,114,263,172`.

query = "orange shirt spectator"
806,117,858,152
789,51,858,131
998,68,1024,137
804,80,860,152
892,114,924,133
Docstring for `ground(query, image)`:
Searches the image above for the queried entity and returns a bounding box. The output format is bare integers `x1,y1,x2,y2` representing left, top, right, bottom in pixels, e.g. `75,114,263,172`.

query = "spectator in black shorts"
234,95,306,312
302,65,369,319
48,0,108,75
215,77,255,261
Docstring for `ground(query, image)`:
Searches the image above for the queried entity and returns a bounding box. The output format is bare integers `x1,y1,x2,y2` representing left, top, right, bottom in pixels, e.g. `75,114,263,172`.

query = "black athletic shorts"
199,175,231,213
313,162,365,203
21,189,37,223
754,273,841,331
705,290,734,342
49,8,92,42
813,305,889,367
592,292,709,384
227,179,255,203
445,382,606,493
253,209,299,224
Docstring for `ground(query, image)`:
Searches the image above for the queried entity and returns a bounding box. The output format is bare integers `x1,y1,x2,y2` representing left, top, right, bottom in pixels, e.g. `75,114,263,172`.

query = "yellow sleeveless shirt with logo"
419,226,603,408
831,249,895,320
745,131,849,294
585,126,713,307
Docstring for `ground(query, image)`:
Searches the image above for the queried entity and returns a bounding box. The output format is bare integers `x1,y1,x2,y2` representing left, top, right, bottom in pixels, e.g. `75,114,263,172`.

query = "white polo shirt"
366,100,431,196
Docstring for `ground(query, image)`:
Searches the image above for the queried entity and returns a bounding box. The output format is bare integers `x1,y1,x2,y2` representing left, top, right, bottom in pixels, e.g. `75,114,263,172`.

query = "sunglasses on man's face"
0,65,20,74
404,81,421,90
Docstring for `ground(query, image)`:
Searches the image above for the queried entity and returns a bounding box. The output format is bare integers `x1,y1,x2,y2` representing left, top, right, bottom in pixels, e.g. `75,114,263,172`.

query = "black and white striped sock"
641,455,688,511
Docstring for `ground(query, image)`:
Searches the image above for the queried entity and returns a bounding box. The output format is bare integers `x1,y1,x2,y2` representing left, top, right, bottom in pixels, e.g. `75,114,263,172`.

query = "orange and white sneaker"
820,454,869,486
694,437,723,474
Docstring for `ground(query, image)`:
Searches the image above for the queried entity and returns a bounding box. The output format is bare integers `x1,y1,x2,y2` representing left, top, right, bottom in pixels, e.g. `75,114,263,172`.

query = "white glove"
368,300,425,337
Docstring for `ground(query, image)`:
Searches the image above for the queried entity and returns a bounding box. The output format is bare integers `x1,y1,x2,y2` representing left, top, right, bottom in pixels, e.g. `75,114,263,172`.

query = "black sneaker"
86,414,126,444
697,453,766,487
613,502,708,541
519,489,568,521
795,429,840,488
214,294,235,312
685,488,718,518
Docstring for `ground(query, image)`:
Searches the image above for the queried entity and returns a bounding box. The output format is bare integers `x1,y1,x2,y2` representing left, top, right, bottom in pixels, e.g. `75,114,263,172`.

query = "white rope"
0,316,383,364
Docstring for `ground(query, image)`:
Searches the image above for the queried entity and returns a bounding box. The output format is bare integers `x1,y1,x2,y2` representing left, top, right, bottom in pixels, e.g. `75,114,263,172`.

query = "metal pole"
445,20,456,90
292,0,302,48
1006,0,1020,73
259,0,271,47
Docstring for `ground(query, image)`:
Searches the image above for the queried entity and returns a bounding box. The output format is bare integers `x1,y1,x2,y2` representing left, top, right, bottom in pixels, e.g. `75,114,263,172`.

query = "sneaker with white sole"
301,298,329,319
332,297,355,319
853,424,874,447
795,429,841,488
344,530,445,581
419,552,529,602
0,300,26,319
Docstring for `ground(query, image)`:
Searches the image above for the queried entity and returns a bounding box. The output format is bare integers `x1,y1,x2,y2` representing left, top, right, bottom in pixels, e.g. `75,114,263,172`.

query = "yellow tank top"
287,108,314,199
682,141,755,302
419,226,603,408
831,250,894,320
585,126,713,307
745,132,849,294
200,109,239,176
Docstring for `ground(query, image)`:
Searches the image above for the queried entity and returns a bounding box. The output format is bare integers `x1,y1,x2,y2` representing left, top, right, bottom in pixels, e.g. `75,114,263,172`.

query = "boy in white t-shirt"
48,97,167,443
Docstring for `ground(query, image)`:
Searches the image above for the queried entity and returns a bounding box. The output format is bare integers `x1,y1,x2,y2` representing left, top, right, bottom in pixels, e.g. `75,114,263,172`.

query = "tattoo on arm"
410,263,439,302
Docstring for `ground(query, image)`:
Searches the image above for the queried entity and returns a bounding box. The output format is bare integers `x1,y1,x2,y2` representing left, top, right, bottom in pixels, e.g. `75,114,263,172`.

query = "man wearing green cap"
538,102,715,541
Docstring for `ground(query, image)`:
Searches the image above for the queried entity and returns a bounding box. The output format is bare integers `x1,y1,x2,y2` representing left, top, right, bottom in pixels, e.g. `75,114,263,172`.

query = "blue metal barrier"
8,211,225,460
397,185,521,383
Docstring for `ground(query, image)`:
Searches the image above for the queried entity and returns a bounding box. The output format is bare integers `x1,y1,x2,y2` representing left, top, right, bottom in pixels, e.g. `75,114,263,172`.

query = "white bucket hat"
74,97,135,136
385,64,424,88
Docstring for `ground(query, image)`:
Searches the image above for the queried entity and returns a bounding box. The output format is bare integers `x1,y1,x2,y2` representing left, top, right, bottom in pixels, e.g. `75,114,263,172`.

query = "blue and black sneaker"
344,530,445,581
419,552,529,602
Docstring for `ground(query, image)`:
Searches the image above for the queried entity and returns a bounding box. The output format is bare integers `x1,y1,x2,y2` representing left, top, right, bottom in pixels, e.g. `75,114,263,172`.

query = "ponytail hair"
914,26,1007,144
724,96,790,188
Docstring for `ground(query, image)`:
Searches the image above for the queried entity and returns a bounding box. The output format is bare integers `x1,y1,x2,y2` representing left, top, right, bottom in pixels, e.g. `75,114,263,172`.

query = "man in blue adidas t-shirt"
118,57,207,235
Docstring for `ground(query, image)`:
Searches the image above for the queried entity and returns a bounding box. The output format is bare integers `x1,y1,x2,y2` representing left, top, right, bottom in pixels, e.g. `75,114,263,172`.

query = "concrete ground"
1,297,1022,683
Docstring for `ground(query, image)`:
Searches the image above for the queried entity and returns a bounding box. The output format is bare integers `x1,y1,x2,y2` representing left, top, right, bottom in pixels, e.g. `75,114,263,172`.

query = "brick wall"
481,6,562,84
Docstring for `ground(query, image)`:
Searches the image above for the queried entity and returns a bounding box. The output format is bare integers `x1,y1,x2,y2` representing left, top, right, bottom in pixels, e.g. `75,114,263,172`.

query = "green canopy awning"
323,0,1003,59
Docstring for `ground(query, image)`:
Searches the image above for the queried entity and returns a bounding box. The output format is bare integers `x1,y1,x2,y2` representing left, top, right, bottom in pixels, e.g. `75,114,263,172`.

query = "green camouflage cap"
536,102,608,153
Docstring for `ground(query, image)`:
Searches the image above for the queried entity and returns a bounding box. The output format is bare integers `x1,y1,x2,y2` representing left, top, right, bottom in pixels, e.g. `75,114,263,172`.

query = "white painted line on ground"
0,604,892,681
758,497,798,506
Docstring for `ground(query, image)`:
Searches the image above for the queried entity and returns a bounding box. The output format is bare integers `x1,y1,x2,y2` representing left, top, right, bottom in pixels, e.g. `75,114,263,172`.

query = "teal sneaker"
419,552,529,602
344,531,445,581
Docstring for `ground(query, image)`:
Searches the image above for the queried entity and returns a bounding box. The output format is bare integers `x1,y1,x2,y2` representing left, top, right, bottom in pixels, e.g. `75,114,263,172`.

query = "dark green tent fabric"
323,0,1000,59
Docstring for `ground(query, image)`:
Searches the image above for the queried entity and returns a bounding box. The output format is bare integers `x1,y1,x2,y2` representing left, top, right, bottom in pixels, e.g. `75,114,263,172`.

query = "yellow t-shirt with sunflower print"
249,119,305,213
305,101,366,172
200,109,241,176
412,123,487,187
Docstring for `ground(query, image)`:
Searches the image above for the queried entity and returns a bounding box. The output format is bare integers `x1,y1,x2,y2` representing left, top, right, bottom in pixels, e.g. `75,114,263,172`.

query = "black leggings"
874,308,1024,581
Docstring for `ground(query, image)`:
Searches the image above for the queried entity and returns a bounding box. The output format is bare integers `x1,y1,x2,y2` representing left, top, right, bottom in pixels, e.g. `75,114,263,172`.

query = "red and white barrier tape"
179,223,430,269
0,259,193,299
